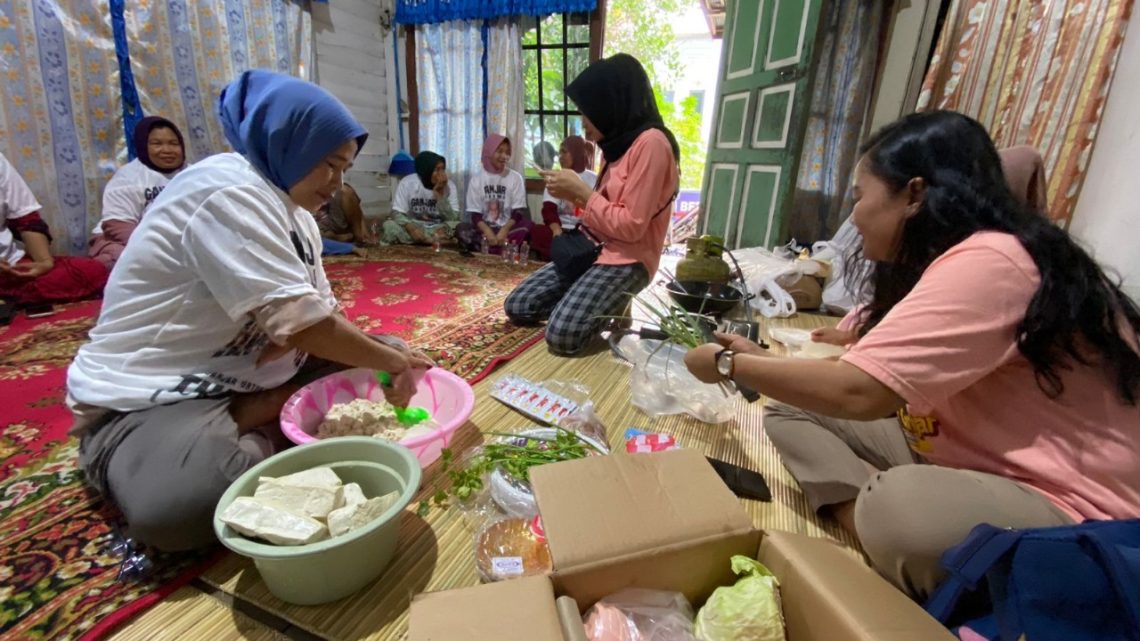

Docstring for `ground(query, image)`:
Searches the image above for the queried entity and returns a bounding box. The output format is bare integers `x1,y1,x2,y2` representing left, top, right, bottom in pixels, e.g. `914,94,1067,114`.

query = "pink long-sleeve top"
580,129,678,276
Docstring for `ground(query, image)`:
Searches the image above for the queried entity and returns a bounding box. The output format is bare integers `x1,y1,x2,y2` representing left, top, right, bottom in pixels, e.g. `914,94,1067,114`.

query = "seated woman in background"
683,111,1140,601
67,70,429,551
382,150,460,246
456,134,532,254
529,135,597,261
89,117,186,270
0,152,108,309
315,182,372,255
505,54,679,355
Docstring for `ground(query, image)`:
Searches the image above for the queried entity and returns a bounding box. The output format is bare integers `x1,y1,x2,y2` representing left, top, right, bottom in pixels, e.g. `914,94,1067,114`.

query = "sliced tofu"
327,492,400,538
342,482,367,508
254,478,343,520
263,466,343,489
220,497,329,546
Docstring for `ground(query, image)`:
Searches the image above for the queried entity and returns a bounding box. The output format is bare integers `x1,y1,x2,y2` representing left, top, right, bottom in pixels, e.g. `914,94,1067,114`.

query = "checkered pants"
504,262,649,355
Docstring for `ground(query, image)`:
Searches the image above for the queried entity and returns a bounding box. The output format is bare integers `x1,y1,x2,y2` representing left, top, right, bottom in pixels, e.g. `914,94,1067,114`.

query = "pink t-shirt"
842,232,1140,522
581,129,677,276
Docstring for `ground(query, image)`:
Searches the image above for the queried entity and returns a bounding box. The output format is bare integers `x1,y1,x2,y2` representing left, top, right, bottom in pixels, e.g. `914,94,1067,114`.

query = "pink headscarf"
481,134,510,176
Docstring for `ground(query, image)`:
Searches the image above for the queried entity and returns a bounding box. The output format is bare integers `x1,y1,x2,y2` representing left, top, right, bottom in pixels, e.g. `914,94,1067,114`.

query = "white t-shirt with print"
67,152,337,412
392,174,459,224
464,168,527,228
98,158,178,233
542,169,597,229
0,152,43,266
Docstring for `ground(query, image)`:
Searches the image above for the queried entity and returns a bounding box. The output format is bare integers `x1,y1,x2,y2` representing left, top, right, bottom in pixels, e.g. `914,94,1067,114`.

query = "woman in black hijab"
505,54,679,356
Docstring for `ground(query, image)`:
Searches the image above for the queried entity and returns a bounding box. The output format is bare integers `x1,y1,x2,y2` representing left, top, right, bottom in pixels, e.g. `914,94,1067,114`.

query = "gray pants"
764,401,1073,600
78,357,350,551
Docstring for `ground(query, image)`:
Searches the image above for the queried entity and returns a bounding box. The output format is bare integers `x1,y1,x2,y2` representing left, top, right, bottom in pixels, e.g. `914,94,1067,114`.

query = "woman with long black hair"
684,110,1140,600
505,54,679,355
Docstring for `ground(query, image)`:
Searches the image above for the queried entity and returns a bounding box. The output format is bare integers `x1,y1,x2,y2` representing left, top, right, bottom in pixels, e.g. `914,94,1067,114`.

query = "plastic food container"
212,437,422,605
279,367,475,467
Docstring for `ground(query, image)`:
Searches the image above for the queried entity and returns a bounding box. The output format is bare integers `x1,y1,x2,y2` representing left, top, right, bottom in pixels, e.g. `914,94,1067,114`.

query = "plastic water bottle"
502,243,513,263
518,241,529,266
432,237,441,253
480,236,489,255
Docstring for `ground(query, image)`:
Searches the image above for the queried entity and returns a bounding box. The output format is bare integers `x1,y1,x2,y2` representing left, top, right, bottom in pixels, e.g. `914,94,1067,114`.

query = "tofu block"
264,466,343,489
255,477,343,519
342,482,367,508
220,497,329,545
327,492,400,537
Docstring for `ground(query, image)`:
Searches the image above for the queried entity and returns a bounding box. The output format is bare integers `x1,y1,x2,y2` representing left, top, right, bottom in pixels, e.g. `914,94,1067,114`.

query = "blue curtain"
416,21,486,212
397,0,596,25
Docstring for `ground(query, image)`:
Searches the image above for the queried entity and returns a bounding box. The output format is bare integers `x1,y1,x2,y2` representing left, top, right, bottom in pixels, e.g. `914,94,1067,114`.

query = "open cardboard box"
410,449,954,641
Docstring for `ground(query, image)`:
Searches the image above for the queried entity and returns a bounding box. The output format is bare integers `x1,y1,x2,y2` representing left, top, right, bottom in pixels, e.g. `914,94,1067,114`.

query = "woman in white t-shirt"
67,71,431,551
382,150,460,245
456,134,533,254
0,153,108,311
529,135,596,260
88,117,186,269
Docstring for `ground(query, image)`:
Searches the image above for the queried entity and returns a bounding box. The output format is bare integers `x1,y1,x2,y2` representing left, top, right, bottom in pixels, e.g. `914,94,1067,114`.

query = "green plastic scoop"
375,371,431,426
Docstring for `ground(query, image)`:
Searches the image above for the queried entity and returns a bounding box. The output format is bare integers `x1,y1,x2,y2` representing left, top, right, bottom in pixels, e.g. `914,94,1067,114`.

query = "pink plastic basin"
280,367,475,467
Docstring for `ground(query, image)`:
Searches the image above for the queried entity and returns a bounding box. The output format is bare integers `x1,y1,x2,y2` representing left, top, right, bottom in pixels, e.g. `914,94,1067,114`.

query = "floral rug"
0,247,542,641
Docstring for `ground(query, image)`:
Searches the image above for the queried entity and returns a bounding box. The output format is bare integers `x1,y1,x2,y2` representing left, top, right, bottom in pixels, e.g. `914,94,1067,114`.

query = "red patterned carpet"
0,247,543,640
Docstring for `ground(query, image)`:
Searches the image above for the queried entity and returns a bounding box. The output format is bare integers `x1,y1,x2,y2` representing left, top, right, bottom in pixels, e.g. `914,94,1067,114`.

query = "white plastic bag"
815,216,869,315
619,336,734,424
584,589,698,641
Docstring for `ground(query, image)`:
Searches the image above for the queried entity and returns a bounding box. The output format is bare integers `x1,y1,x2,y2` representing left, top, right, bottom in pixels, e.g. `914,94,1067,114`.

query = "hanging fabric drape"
416,20,486,208
485,17,526,173
790,0,887,243
0,0,312,255
917,0,1133,224
396,0,595,25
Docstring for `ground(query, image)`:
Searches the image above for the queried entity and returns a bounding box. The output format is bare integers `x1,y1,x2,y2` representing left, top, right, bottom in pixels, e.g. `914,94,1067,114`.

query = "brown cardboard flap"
409,575,565,641
531,449,759,609
759,530,956,641
532,450,754,571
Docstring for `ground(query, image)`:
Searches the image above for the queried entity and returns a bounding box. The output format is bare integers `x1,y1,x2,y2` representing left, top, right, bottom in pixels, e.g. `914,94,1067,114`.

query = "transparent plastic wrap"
490,374,591,426
583,589,699,641
619,335,734,424
442,424,610,524
473,514,553,583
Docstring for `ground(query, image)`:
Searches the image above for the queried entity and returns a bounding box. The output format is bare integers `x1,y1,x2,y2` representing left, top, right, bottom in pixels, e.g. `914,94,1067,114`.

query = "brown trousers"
764,401,1072,600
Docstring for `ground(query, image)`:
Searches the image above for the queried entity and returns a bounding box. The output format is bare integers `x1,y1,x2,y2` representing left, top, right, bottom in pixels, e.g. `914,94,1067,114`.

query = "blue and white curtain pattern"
0,0,311,255
416,20,486,209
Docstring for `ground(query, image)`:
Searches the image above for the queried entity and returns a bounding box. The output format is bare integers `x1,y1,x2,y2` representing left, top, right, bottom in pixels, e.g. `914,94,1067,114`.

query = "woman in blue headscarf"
66,70,431,551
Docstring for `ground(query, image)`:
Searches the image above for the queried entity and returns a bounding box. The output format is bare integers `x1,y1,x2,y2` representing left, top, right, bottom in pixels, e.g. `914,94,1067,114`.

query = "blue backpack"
925,519,1140,640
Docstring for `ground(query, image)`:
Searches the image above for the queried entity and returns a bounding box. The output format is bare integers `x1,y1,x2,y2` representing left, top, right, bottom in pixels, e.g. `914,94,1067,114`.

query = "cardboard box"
410,449,954,641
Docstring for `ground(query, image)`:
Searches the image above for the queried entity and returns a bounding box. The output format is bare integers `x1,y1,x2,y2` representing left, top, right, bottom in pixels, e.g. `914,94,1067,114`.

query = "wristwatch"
715,348,736,380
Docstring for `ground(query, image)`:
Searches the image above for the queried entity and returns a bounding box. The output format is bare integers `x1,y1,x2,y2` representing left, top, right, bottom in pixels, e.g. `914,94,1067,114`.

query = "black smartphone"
24,302,56,318
706,456,772,502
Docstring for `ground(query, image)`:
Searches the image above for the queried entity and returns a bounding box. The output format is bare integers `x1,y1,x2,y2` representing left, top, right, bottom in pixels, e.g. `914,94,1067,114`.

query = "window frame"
404,2,607,194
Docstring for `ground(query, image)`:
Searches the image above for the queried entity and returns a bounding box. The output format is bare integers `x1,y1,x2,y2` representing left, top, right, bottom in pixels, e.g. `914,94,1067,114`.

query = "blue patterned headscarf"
218,70,368,191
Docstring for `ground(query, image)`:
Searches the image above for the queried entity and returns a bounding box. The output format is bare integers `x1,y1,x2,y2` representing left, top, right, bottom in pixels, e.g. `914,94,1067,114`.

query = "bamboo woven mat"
107,587,290,641
151,313,850,641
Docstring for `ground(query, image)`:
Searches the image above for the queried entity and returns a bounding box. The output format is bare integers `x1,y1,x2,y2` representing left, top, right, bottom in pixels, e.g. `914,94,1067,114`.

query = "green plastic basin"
212,437,422,605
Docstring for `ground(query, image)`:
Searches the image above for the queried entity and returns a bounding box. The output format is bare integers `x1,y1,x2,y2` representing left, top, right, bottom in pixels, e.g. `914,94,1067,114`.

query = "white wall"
866,0,942,135
311,0,396,217
1069,25,1140,302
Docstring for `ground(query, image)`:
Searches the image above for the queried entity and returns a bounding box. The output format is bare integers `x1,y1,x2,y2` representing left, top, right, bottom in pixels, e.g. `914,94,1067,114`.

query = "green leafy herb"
417,427,598,514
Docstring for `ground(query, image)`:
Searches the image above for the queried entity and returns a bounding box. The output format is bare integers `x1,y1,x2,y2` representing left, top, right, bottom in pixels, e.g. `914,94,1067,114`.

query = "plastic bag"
560,401,609,448
584,589,698,641
619,335,735,424
693,556,786,641
815,216,869,315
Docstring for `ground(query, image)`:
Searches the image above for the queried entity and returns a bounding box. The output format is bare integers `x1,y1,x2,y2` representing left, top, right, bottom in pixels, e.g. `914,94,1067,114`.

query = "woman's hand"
540,169,591,205
712,331,768,356
432,178,449,199
684,343,726,384
811,327,856,347
382,366,417,408
6,260,53,279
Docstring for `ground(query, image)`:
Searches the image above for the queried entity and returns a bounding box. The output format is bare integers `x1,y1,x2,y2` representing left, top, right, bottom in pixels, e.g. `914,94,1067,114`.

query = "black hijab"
414,151,444,190
565,54,680,165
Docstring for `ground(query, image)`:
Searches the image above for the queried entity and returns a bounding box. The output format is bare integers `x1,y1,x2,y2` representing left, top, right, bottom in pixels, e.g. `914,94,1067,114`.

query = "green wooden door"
699,0,824,249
